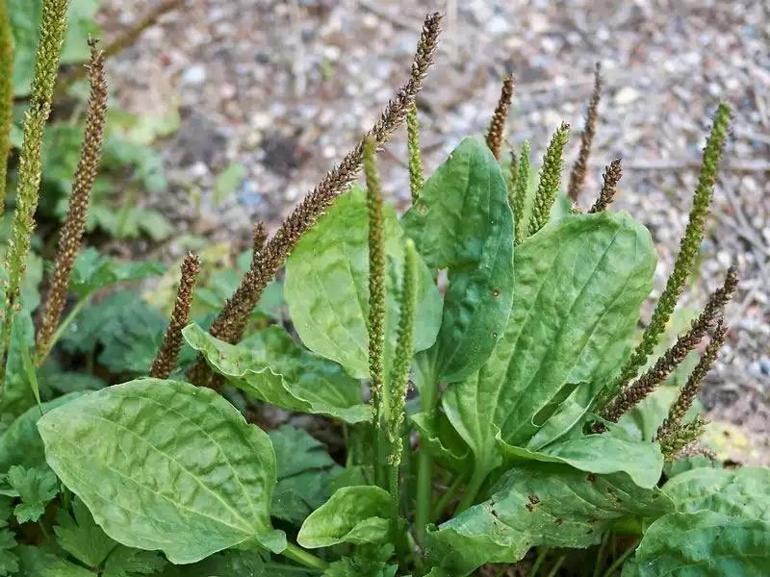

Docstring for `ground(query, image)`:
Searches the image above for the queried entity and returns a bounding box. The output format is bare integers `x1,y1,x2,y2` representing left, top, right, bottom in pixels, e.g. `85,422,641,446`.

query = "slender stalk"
602,266,737,422
414,349,438,545
387,240,418,565
281,542,328,571
529,547,550,577
363,137,388,488
601,541,638,577
567,62,602,202
36,41,107,364
0,0,13,218
188,12,442,386
431,472,466,521
607,104,731,398
0,0,70,377
593,533,610,577
545,554,566,577
455,468,486,514
44,296,89,357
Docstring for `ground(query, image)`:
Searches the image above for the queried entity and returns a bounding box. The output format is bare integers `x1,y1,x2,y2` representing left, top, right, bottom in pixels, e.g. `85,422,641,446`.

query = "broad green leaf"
17,545,93,577
622,511,770,577
402,137,514,382
442,212,656,485
268,425,342,525
297,486,391,548
498,434,664,489
663,467,770,521
0,311,36,431
184,323,370,424
0,465,59,523
0,393,81,473
38,379,285,564
428,463,672,576
285,187,442,379
70,248,164,299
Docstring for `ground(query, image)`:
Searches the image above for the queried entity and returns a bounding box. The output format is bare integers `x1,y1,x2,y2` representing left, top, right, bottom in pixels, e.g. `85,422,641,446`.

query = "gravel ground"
98,0,769,463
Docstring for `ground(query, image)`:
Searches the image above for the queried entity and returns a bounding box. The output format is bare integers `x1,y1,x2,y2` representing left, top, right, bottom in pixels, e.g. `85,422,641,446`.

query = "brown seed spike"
601,266,738,422
567,62,602,202
150,252,202,379
188,13,442,387
656,318,728,442
486,74,514,160
35,41,108,363
252,221,267,255
589,158,622,213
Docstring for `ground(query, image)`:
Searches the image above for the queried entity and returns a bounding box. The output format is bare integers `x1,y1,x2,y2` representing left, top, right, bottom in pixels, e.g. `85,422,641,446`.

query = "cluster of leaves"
0,4,767,577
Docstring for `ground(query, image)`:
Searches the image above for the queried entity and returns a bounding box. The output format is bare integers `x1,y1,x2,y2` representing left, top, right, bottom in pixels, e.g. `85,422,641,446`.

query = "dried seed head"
607,104,732,398
656,319,727,442
189,13,442,388
567,63,602,202
602,266,737,422
150,252,201,379
589,158,622,214
36,41,108,362
486,74,515,160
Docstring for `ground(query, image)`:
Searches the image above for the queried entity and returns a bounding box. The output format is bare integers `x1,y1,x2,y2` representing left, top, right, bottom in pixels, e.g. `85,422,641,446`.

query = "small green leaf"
55,498,117,568
268,425,342,525
663,467,770,521
498,434,664,489
285,187,442,379
428,463,672,576
70,248,164,300
297,486,391,548
0,310,37,430
0,465,59,523
184,323,370,424
0,528,18,576
60,291,168,375
402,137,515,382
622,511,770,577
17,545,93,577
325,544,397,577
38,379,286,564
103,546,167,577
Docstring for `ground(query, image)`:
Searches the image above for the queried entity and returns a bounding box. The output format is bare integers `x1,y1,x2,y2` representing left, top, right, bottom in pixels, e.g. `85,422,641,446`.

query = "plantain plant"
0,3,768,577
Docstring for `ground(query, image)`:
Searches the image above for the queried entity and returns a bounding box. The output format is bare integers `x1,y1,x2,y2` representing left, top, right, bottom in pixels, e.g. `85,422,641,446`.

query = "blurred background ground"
96,0,769,462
